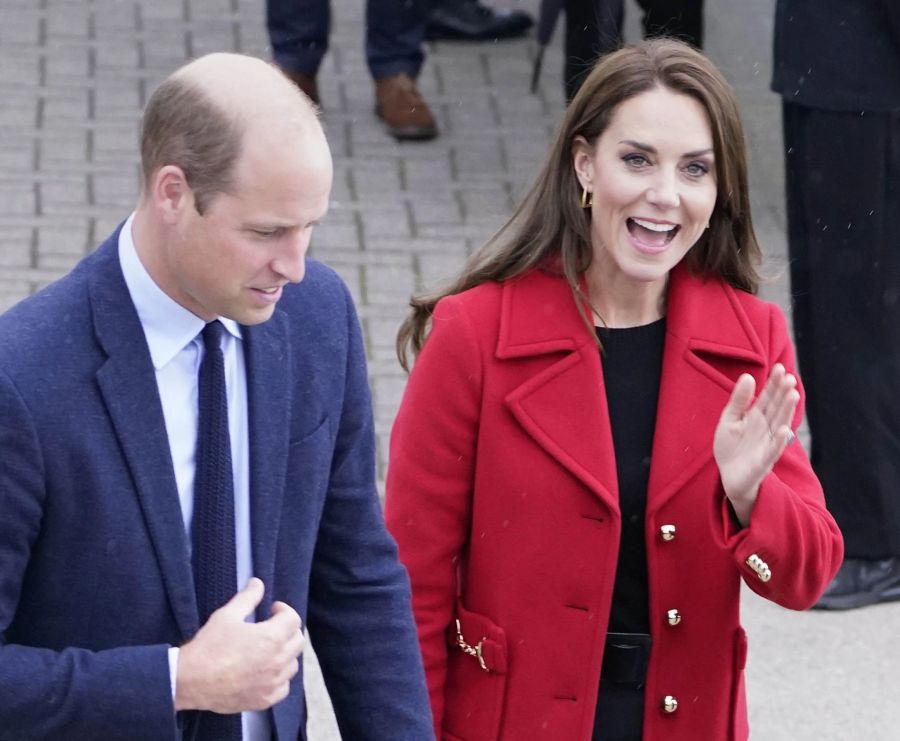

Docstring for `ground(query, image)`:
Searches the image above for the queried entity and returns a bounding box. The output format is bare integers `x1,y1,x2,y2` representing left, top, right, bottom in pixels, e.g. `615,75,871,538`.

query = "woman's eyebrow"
619,139,714,159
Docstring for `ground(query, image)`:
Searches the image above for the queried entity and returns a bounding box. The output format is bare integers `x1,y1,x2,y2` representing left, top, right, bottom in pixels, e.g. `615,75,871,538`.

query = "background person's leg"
266,0,329,102
366,0,437,140
783,101,900,607
635,0,703,47
564,0,624,102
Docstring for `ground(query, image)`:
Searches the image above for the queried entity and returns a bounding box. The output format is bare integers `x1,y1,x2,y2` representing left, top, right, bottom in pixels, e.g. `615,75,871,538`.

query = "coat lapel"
500,271,620,513
646,266,766,515
242,311,291,618
499,266,769,517
89,235,199,640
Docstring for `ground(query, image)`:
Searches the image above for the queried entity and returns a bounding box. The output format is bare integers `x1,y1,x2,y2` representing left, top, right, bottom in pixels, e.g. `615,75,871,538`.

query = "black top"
596,318,666,634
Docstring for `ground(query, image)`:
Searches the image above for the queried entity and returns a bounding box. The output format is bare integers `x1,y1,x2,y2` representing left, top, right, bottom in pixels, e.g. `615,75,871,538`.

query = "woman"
385,39,843,741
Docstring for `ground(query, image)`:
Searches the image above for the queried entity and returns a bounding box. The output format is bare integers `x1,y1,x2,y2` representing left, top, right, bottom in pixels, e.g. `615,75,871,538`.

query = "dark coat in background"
772,0,900,558
772,0,900,111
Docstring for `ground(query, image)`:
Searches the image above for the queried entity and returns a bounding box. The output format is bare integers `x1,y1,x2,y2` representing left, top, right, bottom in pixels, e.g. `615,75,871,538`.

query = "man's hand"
174,578,304,713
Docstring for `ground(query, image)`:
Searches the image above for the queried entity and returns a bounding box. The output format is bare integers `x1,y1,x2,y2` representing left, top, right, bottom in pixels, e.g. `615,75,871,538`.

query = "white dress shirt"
119,213,268,740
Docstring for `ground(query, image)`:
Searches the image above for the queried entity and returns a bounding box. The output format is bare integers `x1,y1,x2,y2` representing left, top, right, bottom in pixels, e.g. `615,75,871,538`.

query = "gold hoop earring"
580,187,593,209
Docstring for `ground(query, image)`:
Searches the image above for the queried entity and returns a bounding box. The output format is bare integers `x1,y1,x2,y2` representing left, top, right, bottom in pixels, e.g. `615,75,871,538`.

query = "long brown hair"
397,38,762,370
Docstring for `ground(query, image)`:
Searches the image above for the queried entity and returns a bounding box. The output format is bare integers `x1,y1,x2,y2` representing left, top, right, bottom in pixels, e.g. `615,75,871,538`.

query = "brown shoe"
374,74,438,141
280,68,320,106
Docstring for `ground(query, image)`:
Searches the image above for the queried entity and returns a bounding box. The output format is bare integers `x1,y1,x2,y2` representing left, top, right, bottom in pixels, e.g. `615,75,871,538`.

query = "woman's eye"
623,153,650,168
684,162,710,177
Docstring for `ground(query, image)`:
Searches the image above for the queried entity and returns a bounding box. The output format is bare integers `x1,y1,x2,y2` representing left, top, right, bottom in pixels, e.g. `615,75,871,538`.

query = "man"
0,53,432,739
772,0,900,609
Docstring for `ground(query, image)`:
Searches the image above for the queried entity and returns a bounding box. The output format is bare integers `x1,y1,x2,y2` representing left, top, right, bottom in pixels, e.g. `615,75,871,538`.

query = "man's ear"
150,165,194,224
571,135,596,191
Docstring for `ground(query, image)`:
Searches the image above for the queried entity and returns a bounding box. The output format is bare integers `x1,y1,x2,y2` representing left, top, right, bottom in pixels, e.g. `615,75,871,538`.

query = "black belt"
600,632,651,690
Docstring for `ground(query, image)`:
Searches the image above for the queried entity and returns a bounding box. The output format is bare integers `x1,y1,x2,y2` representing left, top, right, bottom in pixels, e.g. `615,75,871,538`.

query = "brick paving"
1,0,898,738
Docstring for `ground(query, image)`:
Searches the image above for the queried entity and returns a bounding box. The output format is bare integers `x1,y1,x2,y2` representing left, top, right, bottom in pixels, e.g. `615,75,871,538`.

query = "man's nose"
272,230,309,284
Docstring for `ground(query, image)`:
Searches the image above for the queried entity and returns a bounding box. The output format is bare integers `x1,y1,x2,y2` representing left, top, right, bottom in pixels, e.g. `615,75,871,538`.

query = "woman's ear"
571,135,595,191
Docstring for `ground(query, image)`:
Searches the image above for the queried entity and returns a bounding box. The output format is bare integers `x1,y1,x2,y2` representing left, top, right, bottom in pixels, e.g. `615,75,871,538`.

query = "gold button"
666,608,681,626
662,695,678,713
746,554,772,582
660,524,676,541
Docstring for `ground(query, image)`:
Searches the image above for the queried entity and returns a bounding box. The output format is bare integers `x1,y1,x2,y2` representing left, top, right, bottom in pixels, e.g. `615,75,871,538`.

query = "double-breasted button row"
746,553,772,582
658,525,679,714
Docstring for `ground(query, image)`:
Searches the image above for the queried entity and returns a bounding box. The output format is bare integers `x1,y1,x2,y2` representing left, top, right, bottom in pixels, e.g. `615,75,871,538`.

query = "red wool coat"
385,265,843,741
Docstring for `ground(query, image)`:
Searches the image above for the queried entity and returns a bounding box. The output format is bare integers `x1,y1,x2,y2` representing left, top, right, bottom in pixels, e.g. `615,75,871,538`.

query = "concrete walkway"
1,0,898,738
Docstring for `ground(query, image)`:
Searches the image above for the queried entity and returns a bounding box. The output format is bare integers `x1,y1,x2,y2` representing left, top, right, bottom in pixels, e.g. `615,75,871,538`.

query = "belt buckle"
602,632,651,689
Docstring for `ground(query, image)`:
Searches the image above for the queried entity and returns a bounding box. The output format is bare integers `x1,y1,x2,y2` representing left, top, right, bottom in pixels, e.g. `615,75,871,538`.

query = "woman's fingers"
765,372,798,430
754,363,784,416
724,373,757,422
755,365,796,423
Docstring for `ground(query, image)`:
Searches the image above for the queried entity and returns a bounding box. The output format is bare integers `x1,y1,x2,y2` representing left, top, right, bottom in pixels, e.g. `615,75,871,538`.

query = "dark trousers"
564,0,704,100
266,0,427,80
783,101,900,558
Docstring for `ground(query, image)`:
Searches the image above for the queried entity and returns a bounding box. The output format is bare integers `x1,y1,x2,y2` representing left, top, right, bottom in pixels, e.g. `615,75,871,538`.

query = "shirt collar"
118,212,243,370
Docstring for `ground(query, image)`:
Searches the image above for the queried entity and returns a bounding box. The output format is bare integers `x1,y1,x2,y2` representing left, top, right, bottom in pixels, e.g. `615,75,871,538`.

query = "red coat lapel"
499,270,619,513
497,265,768,516
647,264,766,514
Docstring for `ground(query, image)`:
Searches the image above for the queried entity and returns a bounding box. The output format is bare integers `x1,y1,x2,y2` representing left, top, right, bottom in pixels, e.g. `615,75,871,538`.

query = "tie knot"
202,320,225,352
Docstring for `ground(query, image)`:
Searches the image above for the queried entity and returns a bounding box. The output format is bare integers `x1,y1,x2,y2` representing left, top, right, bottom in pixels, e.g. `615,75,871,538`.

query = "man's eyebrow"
619,139,714,158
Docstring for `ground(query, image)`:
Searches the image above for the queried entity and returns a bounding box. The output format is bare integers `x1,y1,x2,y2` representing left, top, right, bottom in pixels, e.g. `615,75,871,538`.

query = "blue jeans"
266,0,427,81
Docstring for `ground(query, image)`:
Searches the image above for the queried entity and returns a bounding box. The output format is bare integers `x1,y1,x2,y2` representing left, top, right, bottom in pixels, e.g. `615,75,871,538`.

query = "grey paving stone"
38,129,89,166
39,176,88,209
0,10,42,46
36,221,92,257
356,202,411,241
0,183,36,216
0,233,33,267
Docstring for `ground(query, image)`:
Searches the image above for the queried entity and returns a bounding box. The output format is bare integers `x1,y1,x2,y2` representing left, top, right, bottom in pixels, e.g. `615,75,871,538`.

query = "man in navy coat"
0,53,431,740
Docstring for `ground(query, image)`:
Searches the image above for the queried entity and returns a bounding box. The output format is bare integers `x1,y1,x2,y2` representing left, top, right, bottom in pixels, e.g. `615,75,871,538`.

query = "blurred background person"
426,0,533,41
564,0,704,100
772,0,900,609
267,0,535,142
266,0,438,140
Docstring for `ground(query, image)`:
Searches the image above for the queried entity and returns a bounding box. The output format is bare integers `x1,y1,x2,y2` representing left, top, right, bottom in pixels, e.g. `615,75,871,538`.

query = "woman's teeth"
631,217,677,233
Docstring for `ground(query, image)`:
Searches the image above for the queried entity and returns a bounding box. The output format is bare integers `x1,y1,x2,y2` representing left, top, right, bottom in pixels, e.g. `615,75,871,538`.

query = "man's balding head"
140,53,322,214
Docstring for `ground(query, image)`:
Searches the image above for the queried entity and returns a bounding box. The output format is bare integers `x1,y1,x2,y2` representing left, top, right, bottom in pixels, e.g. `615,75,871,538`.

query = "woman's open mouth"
626,217,680,254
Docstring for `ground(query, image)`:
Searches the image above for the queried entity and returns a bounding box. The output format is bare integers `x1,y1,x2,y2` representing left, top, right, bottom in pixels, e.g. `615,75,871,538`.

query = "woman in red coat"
385,39,843,741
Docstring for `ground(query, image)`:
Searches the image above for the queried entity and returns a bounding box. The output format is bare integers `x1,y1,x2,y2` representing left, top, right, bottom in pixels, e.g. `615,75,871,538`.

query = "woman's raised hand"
713,364,800,525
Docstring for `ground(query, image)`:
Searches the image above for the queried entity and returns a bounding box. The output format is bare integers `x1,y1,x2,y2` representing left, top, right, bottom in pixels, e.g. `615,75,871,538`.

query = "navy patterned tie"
192,320,242,740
